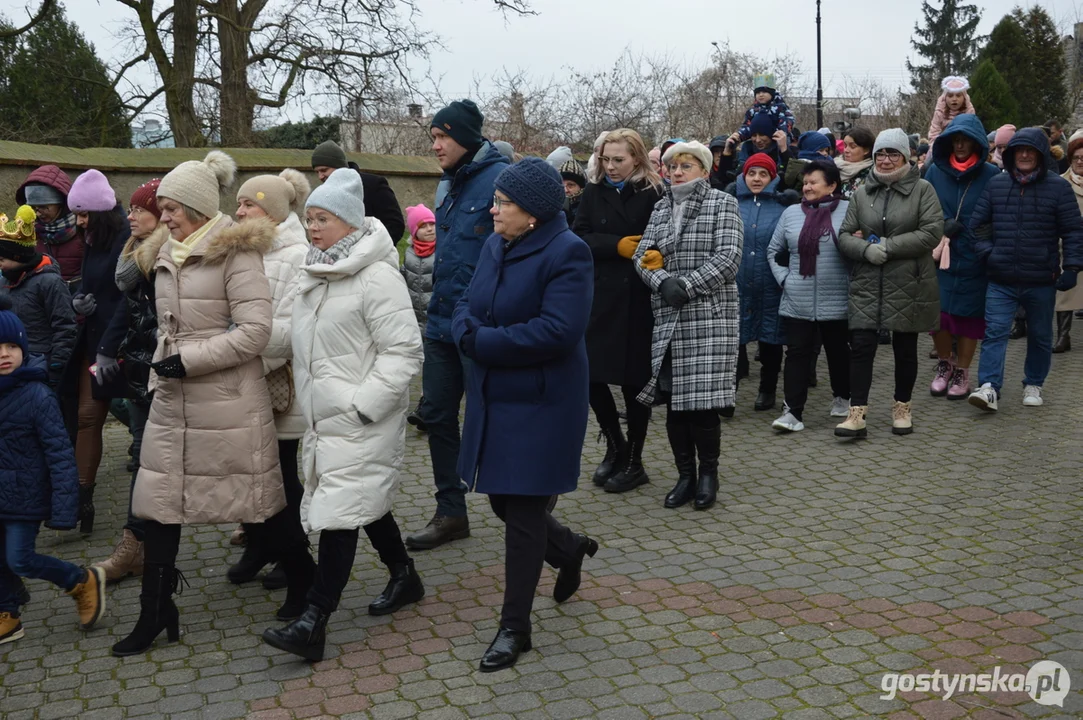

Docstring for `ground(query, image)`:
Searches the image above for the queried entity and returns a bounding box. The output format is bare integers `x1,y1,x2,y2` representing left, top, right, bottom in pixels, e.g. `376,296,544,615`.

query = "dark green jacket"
838,165,944,332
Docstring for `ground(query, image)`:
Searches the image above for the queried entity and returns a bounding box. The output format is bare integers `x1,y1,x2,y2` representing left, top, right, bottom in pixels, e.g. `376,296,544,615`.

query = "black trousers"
240,439,306,558
488,494,580,633
850,329,918,406
307,512,410,613
782,319,850,420
755,343,784,393
589,383,650,442
667,408,721,427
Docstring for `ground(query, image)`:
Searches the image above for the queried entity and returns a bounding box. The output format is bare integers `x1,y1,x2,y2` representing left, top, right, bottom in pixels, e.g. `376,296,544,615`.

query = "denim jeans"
124,400,150,539
0,521,84,614
421,338,471,517
979,282,1056,393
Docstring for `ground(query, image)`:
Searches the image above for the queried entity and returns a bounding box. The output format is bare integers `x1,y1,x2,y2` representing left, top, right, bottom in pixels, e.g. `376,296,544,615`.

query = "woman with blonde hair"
572,129,663,495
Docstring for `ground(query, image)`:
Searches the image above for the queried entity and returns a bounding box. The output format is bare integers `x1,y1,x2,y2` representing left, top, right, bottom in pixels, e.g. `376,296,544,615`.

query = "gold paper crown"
0,205,37,247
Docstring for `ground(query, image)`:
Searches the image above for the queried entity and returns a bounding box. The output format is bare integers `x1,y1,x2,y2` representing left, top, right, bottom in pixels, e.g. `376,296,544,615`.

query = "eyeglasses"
1072,156,1083,165
303,216,332,229
874,150,904,161
492,196,516,210
667,162,701,173
127,206,149,216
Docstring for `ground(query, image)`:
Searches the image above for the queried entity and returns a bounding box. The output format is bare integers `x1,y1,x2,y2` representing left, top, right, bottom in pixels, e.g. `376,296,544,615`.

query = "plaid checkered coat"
633,180,744,411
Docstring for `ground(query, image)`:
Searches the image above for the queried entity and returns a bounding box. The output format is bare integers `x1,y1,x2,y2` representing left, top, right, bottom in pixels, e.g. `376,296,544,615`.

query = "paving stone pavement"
2,337,1082,719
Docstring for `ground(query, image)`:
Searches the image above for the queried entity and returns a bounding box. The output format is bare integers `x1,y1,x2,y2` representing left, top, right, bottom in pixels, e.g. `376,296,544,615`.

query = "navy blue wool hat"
431,100,485,150
0,296,28,356
749,112,776,138
494,157,566,223
797,131,831,160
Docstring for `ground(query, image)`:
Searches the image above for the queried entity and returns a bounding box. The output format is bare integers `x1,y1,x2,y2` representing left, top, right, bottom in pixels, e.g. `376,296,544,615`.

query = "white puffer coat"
261,212,309,439
292,220,423,532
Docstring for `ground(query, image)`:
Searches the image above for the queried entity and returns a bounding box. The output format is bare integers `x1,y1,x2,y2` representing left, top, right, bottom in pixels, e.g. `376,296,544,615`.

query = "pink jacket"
927,92,976,144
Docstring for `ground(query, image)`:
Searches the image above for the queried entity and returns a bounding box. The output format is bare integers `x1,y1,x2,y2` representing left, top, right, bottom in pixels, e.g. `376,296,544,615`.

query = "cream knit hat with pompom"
158,150,237,219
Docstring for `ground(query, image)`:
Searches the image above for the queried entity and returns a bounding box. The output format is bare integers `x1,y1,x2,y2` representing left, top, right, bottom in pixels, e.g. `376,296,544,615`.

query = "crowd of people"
0,71,1081,673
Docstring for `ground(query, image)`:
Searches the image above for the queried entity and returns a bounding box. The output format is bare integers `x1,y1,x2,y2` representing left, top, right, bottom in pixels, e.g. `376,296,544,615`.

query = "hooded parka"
132,216,285,525
838,165,944,332
735,175,787,344
16,166,84,284
292,220,423,533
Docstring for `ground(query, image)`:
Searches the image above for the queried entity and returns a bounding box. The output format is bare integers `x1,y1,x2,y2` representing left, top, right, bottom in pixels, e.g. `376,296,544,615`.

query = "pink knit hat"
405,204,435,239
995,124,1017,147
67,169,117,213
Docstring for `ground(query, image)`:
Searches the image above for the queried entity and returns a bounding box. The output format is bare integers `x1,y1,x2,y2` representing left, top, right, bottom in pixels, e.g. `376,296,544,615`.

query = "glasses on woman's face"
1071,155,1083,166
303,215,331,229
874,150,904,162
492,196,516,210
667,162,699,173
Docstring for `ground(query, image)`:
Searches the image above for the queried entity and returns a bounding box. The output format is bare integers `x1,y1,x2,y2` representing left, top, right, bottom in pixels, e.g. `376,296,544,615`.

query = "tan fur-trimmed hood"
200,217,275,265
130,225,170,276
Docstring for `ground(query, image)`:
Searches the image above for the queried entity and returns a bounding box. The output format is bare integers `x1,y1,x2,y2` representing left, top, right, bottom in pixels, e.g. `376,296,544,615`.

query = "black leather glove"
775,248,790,267
659,277,690,309
151,353,186,379
778,188,802,207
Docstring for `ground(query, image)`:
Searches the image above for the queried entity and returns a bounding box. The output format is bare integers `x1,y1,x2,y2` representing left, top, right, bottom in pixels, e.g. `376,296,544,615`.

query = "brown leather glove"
616,235,643,259
640,250,663,270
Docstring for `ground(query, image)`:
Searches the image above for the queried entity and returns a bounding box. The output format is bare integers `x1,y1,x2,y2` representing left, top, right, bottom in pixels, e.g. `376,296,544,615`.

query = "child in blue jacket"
0,296,105,645
734,74,798,144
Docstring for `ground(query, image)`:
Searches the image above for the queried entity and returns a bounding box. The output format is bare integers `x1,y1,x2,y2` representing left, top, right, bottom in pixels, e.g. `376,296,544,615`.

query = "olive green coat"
838,165,944,332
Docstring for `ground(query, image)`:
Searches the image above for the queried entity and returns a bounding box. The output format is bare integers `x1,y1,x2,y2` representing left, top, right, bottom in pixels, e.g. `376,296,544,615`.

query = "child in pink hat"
402,204,436,431
927,76,976,144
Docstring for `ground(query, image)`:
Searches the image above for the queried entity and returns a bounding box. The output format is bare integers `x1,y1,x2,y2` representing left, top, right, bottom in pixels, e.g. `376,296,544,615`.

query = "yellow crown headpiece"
0,206,37,247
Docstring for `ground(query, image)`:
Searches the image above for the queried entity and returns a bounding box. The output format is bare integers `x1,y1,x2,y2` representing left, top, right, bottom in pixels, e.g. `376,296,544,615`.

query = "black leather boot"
228,527,269,584
406,397,428,432
276,549,317,621
263,562,288,590
78,485,95,535
112,564,184,657
479,627,532,672
553,534,599,603
603,437,649,494
1054,311,1072,353
368,559,425,616
262,605,330,662
691,420,721,511
754,388,776,411
1010,317,1027,339
664,415,696,509
592,423,626,486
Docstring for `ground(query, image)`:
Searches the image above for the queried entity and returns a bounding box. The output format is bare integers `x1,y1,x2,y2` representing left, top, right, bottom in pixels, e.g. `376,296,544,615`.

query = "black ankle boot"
1010,317,1027,339
690,420,721,511
664,416,696,509
592,423,626,487
754,389,776,411
263,605,330,662
112,564,184,657
276,550,317,621
228,531,268,585
479,627,532,672
553,535,598,603
603,437,649,494
368,559,425,616
78,485,95,535
1054,311,1072,353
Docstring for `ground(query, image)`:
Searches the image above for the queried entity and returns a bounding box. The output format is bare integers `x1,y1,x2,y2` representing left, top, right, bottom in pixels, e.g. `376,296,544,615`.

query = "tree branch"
0,0,56,39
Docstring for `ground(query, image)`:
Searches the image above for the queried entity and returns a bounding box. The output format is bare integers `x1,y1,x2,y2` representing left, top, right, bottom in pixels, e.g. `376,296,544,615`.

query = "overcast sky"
5,0,1080,123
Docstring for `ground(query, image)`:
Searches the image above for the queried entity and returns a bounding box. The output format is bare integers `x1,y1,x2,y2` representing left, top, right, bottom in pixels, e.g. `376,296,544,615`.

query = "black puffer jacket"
115,233,158,403
0,255,76,388
970,128,1083,286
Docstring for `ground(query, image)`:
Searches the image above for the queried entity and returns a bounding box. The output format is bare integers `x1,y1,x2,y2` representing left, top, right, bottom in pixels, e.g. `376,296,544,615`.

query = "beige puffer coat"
133,217,286,525
260,212,309,439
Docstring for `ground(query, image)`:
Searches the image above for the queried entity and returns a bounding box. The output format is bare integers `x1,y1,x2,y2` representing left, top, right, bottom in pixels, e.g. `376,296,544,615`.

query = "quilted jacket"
735,175,787,344
969,127,1083,287
0,255,76,388
0,355,79,528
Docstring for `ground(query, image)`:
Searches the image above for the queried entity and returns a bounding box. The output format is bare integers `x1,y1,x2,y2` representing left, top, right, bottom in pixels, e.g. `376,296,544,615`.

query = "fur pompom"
203,150,238,190
278,168,311,215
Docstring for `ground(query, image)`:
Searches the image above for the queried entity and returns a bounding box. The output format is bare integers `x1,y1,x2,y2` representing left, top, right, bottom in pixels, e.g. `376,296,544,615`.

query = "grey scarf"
306,225,366,266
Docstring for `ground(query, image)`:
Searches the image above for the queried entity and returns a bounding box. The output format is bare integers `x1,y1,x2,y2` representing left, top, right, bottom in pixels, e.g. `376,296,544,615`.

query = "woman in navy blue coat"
452,158,597,673
59,170,131,535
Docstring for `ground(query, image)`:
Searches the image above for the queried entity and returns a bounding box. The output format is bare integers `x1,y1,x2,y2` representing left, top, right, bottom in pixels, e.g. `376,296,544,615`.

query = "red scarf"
413,238,436,258
949,154,980,173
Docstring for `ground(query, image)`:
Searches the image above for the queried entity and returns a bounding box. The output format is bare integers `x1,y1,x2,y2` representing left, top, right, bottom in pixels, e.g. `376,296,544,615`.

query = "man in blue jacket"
967,128,1083,411
406,100,508,550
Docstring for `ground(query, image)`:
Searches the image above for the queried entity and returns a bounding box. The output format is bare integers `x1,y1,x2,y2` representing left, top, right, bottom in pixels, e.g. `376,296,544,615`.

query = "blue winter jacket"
969,127,1083,287
426,142,509,342
452,213,593,496
924,114,1001,318
0,355,79,528
735,175,787,345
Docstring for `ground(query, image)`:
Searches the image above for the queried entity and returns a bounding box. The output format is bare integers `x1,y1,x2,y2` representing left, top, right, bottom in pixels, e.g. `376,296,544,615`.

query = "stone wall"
0,141,443,223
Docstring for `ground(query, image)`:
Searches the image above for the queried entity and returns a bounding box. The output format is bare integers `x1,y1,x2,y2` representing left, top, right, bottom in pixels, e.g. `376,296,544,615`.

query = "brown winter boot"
96,529,145,583
834,405,868,438
67,566,106,630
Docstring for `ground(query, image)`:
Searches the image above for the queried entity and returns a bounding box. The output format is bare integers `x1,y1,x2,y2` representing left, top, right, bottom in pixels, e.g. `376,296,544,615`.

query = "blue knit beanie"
494,157,566,223
306,168,366,230
749,112,776,138
0,296,29,357
797,131,831,160
431,100,485,150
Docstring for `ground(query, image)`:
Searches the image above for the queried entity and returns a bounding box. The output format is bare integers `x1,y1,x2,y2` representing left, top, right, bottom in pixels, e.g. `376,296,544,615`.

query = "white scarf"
835,156,874,182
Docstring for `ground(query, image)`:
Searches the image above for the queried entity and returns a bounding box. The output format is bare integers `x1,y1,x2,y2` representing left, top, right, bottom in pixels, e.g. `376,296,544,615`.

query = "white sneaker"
829,397,849,417
968,383,999,412
771,411,805,432
1022,385,1043,407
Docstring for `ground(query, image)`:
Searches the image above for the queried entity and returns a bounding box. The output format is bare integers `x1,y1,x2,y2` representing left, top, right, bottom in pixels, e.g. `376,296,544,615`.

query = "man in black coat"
311,141,406,241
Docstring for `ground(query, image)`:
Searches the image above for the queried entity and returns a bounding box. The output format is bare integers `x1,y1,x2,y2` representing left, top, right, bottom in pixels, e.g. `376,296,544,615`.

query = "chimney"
407,103,422,118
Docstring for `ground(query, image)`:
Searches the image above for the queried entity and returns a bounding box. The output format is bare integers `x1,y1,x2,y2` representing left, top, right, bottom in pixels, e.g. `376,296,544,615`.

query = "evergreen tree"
256,116,341,149
1013,6,1068,125
981,14,1032,120
0,3,130,147
969,59,1020,129
907,0,984,93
